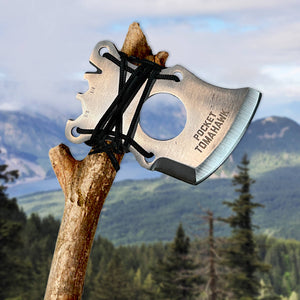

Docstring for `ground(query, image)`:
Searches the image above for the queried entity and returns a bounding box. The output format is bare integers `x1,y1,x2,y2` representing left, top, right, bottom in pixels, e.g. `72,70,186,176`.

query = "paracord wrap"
77,51,179,171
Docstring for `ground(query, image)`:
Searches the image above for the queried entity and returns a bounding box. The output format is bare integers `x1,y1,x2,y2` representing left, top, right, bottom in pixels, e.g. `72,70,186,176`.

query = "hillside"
19,163,300,245
0,110,89,183
0,111,61,181
1,109,300,187
2,111,300,244
230,116,300,175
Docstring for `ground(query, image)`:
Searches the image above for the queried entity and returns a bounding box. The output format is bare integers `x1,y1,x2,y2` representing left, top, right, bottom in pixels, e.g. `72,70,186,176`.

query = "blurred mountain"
0,109,300,184
228,116,300,176
0,110,88,183
2,109,299,244
18,164,300,245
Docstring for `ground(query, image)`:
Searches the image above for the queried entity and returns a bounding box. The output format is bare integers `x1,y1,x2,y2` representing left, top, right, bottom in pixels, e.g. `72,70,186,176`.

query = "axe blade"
131,66,262,185
192,89,261,184
65,41,261,185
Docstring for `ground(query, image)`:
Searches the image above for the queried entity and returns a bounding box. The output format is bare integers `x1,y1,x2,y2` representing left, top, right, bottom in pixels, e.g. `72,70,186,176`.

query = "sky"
0,0,299,123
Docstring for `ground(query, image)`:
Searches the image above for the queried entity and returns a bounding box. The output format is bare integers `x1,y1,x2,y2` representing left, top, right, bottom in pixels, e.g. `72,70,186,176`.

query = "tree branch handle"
44,22,169,300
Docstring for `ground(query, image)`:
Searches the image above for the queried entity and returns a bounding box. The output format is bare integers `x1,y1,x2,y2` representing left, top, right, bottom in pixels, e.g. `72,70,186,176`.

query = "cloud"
0,0,299,123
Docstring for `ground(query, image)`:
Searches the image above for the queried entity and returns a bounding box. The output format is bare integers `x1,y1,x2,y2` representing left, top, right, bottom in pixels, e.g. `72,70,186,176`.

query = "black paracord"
77,51,179,171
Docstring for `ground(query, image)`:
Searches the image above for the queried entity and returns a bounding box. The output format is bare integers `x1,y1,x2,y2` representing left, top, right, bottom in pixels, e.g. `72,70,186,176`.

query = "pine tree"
153,223,202,300
132,268,144,299
220,154,269,299
258,279,281,300
206,210,218,300
91,252,132,300
143,272,159,299
22,213,60,299
0,163,27,298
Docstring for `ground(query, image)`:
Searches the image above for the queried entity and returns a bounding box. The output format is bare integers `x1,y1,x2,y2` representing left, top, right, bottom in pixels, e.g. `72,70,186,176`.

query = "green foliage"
18,163,300,244
257,235,300,296
249,152,300,176
0,210,60,299
0,161,60,299
22,214,60,299
1,199,300,300
258,279,281,300
152,224,202,299
220,154,270,299
2,161,300,299
82,235,166,300
288,291,299,300
90,252,133,300
0,163,28,299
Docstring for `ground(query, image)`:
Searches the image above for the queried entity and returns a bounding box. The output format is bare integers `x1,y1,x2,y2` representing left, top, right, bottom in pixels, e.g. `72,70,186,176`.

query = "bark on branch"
44,22,168,300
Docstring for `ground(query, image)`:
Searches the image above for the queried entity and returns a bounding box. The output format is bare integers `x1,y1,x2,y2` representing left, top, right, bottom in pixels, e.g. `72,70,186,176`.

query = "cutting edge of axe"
141,88,261,185
193,88,261,184
130,88,261,185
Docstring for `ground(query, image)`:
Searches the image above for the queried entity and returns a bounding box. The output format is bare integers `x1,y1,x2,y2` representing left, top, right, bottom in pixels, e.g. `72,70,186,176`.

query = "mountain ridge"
18,164,300,245
0,110,88,183
1,110,298,244
0,109,300,192
1,109,300,183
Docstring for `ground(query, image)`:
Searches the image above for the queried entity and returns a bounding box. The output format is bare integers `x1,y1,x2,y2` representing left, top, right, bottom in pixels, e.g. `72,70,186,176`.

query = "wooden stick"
44,22,169,300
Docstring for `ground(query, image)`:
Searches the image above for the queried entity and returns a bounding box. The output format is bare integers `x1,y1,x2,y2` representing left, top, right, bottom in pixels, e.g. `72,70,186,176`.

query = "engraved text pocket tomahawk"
65,41,261,184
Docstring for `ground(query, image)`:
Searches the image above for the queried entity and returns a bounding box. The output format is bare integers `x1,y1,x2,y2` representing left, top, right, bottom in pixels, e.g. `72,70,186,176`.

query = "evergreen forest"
1,157,300,300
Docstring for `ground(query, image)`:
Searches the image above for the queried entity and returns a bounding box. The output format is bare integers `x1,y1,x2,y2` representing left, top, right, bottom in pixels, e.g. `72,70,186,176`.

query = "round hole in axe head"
139,93,187,141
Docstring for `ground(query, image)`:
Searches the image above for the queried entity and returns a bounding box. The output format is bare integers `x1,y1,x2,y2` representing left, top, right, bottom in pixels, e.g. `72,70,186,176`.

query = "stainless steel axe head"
65,41,261,185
